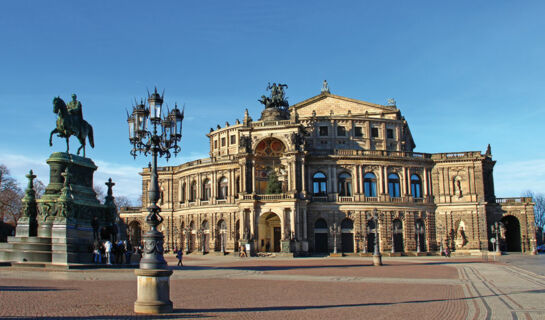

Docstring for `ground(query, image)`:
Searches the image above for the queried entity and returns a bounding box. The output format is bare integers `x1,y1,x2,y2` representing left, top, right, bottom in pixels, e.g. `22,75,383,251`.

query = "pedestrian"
176,248,183,267
92,240,101,264
104,239,112,265
124,240,132,265
240,245,247,258
444,247,450,258
116,240,125,264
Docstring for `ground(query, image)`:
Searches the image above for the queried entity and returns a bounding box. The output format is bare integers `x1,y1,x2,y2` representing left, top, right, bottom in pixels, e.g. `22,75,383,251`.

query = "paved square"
0,255,544,319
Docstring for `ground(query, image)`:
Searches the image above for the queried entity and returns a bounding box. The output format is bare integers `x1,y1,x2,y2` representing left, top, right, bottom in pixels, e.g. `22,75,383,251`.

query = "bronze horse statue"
49,97,94,157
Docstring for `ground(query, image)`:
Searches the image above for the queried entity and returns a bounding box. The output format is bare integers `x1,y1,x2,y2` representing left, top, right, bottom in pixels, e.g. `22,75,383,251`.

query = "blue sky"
1,1,544,201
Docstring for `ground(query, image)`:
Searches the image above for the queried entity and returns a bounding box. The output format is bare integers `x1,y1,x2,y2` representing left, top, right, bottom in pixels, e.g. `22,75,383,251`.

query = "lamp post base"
373,254,383,266
134,269,173,314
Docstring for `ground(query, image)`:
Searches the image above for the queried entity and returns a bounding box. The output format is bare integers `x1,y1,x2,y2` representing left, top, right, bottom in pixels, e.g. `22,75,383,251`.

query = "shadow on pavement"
0,285,74,292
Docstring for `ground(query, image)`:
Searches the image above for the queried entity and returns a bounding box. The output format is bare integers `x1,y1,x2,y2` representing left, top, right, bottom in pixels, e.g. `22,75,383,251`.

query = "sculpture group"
49,94,94,157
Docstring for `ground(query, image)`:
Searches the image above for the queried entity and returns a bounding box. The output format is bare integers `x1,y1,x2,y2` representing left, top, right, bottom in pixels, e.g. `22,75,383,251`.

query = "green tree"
265,170,282,194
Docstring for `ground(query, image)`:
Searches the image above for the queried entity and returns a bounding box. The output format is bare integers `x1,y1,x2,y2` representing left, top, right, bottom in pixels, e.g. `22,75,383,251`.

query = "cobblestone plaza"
1,254,544,319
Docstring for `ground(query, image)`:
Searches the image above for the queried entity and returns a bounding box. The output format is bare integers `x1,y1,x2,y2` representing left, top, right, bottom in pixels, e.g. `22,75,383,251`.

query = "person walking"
104,240,113,265
124,240,132,265
92,240,101,264
176,248,183,267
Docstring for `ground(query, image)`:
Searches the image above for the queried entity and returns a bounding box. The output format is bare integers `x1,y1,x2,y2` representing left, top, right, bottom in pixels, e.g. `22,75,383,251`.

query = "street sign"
490,237,496,244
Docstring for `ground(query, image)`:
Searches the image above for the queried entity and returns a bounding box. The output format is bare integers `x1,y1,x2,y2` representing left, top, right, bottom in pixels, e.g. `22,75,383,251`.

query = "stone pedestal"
373,254,382,266
0,152,116,266
280,240,291,253
134,269,173,314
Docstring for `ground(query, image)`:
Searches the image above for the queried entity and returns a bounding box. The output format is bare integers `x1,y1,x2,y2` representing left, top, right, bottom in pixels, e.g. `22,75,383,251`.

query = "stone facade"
120,91,537,256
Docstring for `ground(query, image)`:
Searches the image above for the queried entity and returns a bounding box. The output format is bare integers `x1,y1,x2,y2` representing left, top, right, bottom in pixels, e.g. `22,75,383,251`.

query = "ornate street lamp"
491,222,502,254
416,223,425,254
329,223,341,255
372,209,382,266
127,88,184,314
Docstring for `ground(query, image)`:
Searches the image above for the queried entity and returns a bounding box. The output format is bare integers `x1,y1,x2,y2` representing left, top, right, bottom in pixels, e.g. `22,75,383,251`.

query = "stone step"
7,236,52,245
0,249,52,263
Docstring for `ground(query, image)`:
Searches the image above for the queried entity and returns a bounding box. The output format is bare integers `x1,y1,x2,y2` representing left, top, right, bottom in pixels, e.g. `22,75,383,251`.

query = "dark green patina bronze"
258,83,290,121
49,94,95,157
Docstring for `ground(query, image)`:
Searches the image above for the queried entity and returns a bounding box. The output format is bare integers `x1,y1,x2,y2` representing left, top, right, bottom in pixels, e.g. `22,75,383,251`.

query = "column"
301,158,307,195
303,207,308,240
423,168,429,197
282,209,287,240
240,162,245,193
250,208,255,239
290,207,296,238
378,166,384,195
251,160,256,194
359,165,364,195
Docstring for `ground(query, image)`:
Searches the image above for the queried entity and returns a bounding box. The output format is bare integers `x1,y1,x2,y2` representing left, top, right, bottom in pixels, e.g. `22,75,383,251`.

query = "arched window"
190,181,197,202
315,219,328,229
363,172,377,197
180,182,186,203
203,179,211,201
411,174,422,198
388,173,400,198
312,172,327,196
338,172,352,196
218,177,228,199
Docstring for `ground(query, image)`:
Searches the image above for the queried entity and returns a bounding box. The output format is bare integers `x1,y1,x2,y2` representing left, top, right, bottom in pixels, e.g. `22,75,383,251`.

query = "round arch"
500,216,521,252
258,212,282,252
341,218,354,253
127,220,142,248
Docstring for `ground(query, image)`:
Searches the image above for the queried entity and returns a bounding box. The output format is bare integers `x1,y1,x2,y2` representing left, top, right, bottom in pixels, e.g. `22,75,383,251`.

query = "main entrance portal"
258,212,281,252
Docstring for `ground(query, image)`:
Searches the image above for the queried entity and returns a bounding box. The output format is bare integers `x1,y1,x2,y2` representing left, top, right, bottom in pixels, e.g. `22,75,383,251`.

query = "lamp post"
491,222,502,254
416,222,424,254
329,222,340,255
372,209,382,266
127,88,184,314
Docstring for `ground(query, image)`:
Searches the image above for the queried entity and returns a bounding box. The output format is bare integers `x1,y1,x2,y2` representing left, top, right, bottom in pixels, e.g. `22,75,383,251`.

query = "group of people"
92,239,138,265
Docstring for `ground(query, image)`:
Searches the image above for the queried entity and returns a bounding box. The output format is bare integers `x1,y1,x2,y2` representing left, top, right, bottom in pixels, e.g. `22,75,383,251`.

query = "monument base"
373,254,383,266
134,269,173,314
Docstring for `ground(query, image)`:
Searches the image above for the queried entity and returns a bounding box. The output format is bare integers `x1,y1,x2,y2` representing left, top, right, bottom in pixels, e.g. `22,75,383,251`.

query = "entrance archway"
201,220,210,253
341,218,354,253
128,221,142,248
216,220,227,252
392,219,403,252
500,216,521,252
258,212,281,252
314,219,328,253
367,220,376,253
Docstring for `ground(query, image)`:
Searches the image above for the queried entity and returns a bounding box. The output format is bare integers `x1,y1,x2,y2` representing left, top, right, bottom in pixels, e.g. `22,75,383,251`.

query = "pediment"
290,93,397,118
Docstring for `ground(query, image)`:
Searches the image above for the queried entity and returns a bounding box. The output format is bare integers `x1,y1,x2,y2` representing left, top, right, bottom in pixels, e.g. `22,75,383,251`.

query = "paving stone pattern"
0,255,543,319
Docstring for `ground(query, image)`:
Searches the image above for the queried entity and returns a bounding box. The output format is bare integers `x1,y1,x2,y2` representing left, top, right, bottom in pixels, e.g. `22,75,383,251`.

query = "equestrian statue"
49,94,94,157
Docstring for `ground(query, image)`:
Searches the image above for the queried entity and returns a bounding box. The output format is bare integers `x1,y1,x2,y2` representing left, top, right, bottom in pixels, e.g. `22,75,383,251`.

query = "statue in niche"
454,177,463,198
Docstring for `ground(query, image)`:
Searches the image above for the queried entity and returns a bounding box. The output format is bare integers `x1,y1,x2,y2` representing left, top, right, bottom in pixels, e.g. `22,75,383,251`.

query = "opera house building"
120,84,537,256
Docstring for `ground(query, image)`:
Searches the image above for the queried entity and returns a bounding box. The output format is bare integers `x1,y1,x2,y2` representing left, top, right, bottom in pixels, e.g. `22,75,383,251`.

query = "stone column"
423,168,429,197
251,160,256,194
301,157,307,195
303,207,308,240
290,207,296,238
250,208,255,239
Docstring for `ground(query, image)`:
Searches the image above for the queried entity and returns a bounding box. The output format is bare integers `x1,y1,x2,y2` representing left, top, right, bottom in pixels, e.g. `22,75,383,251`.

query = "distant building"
120,87,537,256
